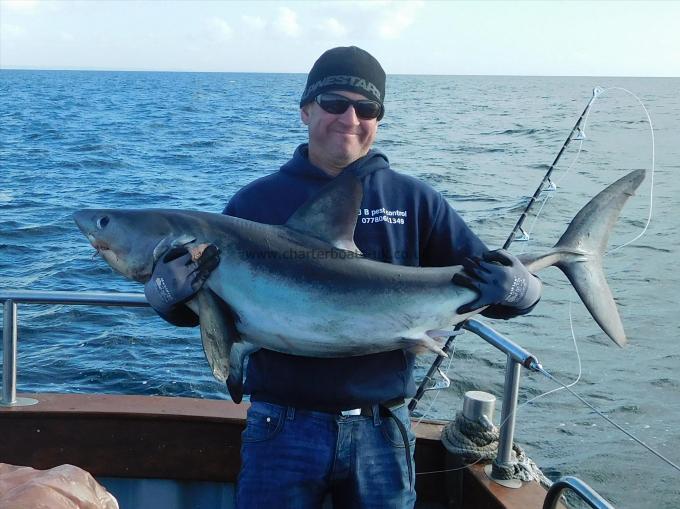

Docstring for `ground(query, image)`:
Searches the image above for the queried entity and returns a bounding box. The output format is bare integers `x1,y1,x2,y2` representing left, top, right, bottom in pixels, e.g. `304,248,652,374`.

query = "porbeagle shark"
74,169,645,402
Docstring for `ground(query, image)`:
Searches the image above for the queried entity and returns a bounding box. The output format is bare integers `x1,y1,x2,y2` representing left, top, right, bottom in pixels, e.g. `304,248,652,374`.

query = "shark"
74,169,645,403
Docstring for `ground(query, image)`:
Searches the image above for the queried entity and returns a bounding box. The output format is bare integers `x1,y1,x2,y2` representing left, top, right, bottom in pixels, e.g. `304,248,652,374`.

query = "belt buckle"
340,408,361,416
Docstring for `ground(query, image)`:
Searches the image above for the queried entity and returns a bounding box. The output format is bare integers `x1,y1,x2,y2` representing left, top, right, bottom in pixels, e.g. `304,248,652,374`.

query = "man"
146,46,541,508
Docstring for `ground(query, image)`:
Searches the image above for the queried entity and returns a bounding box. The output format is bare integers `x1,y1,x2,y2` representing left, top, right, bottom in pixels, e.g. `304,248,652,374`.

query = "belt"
339,398,405,417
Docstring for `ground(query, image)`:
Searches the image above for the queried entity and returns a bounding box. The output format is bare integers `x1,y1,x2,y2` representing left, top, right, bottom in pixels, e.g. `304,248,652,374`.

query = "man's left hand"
454,249,541,314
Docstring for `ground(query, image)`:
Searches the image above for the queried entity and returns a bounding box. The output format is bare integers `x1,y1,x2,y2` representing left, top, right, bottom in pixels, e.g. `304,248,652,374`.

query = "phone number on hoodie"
361,216,405,224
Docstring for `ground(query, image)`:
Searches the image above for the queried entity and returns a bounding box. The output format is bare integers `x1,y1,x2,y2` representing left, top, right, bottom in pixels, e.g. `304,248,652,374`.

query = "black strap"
379,404,414,493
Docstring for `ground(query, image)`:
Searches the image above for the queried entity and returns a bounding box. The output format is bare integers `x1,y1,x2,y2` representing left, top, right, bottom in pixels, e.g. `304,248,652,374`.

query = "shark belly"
206,256,470,357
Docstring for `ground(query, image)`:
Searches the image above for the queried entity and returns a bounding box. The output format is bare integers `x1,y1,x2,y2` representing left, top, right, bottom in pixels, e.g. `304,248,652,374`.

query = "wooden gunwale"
0,393,552,508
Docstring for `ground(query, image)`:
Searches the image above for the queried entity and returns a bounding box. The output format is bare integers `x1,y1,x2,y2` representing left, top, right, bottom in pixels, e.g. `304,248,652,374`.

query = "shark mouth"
86,235,111,260
87,234,109,251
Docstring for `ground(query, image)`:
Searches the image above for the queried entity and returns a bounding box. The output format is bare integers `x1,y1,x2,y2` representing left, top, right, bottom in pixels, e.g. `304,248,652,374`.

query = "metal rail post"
489,356,523,488
497,357,522,466
2,299,17,405
1,299,37,407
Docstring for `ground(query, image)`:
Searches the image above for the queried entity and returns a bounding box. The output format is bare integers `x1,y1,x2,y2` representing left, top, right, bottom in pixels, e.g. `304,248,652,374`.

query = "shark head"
73,209,194,283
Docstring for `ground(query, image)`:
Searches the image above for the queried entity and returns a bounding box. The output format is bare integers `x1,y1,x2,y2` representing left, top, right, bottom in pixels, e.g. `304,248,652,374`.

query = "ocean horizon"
4,67,678,78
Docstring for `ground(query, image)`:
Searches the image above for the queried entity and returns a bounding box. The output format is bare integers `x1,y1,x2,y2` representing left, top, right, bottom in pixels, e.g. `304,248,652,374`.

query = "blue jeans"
236,401,416,509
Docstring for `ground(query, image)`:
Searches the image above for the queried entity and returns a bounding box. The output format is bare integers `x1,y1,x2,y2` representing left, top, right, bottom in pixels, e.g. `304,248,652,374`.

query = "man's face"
301,90,379,175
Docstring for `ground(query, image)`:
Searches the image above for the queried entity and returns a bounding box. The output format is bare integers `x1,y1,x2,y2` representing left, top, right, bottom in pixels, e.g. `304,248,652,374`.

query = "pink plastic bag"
0,463,119,509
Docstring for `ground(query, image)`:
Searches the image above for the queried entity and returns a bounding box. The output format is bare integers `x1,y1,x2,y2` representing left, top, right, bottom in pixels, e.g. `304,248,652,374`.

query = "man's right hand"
144,243,220,326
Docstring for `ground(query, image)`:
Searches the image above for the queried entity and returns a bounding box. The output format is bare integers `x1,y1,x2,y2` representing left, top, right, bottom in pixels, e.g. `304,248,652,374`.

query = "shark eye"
97,216,110,229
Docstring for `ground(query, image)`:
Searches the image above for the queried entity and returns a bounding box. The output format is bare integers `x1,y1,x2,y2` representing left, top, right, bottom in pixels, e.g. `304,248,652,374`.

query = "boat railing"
1,289,539,486
543,475,616,509
0,289,148,407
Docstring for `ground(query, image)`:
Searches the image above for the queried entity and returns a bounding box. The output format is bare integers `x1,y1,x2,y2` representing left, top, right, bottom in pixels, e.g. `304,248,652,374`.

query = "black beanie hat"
299,46,386,115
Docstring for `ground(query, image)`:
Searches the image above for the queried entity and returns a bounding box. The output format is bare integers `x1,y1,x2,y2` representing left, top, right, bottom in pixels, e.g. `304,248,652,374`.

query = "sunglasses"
314,93,383,120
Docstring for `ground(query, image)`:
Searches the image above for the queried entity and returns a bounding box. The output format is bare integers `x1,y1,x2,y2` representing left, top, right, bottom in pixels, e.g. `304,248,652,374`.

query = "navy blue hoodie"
224,145,505,411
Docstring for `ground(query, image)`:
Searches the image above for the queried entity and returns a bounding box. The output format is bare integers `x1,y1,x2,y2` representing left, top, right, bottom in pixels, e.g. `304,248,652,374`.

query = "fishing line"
592,87,656,253
537,366,680,475
521,128,586,250
523,86,655,251
519,298,583,406
415,456,484,476
412,343,457,429
515,86,656,404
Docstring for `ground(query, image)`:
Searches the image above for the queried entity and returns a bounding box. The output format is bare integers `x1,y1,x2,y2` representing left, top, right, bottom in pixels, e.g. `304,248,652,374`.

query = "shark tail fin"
519,169,646,347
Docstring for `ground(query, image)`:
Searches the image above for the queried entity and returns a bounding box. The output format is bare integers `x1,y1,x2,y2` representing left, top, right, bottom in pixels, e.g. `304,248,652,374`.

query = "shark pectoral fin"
406,333,449,357
152,234,198,263
195,289,241,384
227,341,259,404
427,329,458,339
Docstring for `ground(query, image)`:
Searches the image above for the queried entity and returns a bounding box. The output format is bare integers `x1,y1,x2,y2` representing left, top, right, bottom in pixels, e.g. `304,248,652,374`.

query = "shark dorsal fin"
285,171,363,254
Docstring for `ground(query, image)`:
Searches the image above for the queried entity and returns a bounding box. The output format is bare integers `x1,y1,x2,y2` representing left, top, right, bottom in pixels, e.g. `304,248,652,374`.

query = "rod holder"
463,319,542,372
463,319,542,488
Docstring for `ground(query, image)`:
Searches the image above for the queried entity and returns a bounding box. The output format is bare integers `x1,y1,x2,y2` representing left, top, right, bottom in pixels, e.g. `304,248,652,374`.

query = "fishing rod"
503,86,603,249
409,87,603,413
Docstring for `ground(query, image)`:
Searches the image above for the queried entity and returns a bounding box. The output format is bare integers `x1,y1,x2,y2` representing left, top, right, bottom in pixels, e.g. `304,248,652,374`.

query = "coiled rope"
440,411,552,487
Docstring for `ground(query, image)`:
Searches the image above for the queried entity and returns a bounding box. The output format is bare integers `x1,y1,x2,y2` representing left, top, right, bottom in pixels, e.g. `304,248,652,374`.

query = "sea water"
1,70,678,508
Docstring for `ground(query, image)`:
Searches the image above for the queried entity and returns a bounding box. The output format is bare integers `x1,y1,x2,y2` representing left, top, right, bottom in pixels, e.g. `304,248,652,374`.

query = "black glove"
453,249,541,314
144,244,220,326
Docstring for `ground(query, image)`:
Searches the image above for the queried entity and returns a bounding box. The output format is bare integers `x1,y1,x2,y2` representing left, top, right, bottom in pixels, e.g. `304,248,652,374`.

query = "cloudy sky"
1,0,678,76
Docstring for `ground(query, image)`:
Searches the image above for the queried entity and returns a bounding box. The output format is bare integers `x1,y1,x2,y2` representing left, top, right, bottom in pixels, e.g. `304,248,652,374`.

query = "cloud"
207,16,233,41
241,14,266,31
304,1,422,41
327,1,391,12
274,7,300,37
320,17,348,38
1,0,41,12
378,1,423,39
